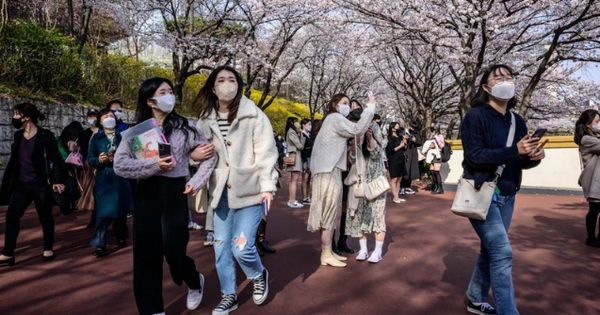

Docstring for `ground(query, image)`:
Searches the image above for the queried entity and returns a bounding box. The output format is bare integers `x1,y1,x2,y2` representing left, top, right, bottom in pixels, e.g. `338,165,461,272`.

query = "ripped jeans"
213,190,265,295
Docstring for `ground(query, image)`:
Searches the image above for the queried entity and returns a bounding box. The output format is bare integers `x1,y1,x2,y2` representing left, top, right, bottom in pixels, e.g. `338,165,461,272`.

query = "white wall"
442,148,581,190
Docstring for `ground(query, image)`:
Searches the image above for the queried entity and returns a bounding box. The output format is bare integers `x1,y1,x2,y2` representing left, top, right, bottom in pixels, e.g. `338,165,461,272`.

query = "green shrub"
0,21,82,98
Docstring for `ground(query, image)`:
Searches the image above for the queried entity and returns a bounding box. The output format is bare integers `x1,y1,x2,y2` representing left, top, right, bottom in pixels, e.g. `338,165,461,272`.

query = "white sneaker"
367,251,382,263
392,198,406,204
356,251,368,261
204,231,214,247
187,273,205,310
399,188,405,195
188,222,203,230
287,201,304,208
152,313,165,315
405,188,416,194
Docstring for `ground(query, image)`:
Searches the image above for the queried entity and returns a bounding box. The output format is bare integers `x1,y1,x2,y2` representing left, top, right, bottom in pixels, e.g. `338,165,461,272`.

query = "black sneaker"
467,300,497,315
252,268,269,305
212,294,238,315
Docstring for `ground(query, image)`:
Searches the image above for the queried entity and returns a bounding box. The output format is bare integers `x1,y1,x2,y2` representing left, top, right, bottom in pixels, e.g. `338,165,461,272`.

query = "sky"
576,63,600,83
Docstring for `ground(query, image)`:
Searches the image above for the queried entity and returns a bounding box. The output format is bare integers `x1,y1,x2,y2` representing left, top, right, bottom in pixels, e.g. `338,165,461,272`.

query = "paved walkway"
0,176,599,315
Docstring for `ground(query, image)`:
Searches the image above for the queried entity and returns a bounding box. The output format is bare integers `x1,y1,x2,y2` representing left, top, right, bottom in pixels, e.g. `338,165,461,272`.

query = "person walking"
285,117,305,208
307,93,375,268
422,124,445,194
192,65,278,315
461,64,545,315
79,108,100,227
400,122,421,195
574,109,600,248
0,103,67,266
386,122,407,203
113,77,216,315
300,118,313,204
88,108,134,257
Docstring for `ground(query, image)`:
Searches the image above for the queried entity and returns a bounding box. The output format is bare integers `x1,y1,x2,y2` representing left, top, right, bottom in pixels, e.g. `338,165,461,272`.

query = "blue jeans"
213,190,264,295
467,195,519,315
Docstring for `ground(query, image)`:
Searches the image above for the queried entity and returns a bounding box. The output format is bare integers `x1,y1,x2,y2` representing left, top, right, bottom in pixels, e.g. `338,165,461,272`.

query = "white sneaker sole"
212,304,238,315
253,269,269,305
186,274,205,310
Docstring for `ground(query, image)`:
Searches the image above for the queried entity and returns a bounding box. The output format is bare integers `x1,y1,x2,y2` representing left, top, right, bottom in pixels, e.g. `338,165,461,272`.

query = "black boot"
331,230,342,256
337,212,355,253
436,184,444,194
256,218,276,253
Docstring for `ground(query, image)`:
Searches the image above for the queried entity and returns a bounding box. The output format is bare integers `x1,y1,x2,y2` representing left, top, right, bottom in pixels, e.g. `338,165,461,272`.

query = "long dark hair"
471,64,518,110
13,102,46,124
317,93,349,133
192,65,244,124
285,117,298,140
575,109,599,145
136,77,198,141
388,122,399,138
59,121,84,151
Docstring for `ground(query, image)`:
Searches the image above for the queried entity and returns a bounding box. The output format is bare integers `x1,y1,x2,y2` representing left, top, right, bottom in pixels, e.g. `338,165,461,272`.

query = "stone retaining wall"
0,95,135,181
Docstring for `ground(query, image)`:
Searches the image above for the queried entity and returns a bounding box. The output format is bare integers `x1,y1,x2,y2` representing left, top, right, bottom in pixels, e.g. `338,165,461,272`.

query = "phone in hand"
531,128,548,139
158,142,172,158
263,200,269,217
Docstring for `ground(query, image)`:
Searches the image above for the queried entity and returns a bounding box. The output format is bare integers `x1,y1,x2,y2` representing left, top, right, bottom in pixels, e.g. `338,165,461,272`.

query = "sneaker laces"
253,274,266,295
480,302,495,311
215,294,236,310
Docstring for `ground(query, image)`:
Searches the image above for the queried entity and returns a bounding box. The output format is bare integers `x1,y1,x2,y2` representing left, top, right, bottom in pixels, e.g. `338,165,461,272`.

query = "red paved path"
1,175,599,315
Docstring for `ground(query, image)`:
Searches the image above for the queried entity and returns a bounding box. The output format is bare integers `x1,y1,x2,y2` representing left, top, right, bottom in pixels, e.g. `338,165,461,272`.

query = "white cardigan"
422,139,441,163
310,103,375,175
195,96,278,210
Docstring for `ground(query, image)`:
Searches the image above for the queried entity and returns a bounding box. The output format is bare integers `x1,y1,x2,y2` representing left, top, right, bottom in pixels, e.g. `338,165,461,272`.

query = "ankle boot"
256,218,276,253
337,235,355,254
338,213,355,253
433,184,444,194
331,231,342,256
320,245,346,267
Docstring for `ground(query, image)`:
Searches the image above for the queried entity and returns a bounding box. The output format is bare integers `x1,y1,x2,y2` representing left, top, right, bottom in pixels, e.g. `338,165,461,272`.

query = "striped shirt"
217,111,230,141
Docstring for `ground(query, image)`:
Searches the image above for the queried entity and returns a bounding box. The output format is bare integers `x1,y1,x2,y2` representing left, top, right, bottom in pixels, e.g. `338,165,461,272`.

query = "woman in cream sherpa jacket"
193,65,278,312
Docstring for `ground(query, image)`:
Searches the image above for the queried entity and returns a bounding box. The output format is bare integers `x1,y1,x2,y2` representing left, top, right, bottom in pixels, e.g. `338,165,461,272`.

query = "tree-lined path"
0,176,598,315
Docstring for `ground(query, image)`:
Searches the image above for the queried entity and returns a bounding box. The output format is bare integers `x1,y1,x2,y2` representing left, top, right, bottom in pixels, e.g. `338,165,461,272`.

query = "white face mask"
102,117,116,129
113,110,123,120
487,81,515,102
152,94,176,114
306,125,312,132
87,118,97,126
338,104,350,117
592,123,600,131
215,82,238,102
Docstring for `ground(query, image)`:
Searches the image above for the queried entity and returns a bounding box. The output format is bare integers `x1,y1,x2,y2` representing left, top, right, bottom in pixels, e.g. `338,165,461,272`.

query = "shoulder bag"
352,133,390,201
451,112,515,220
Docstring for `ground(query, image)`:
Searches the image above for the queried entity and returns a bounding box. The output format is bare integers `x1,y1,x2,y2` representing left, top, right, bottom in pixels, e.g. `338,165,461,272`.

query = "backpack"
441,141,452,162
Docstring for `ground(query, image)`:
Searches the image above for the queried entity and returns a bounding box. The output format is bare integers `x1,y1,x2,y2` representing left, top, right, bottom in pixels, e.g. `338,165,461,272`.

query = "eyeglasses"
111,108,123,112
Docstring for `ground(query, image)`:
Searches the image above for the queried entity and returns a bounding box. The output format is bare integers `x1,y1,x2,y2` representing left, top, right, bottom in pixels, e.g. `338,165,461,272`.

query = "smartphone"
263,200,269,217
531,128,547,139
158,142,172,158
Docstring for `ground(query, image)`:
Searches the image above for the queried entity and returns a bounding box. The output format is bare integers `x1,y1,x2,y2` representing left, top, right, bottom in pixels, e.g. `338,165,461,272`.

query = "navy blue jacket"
460,105,540,195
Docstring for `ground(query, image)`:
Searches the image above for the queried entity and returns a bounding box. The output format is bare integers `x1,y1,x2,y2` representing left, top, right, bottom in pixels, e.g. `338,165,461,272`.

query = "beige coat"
579,135,600,201
285,128,305,172
196,96,278,210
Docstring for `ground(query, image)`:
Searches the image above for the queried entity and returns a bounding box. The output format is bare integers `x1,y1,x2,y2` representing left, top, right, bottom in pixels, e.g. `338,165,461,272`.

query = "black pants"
3,181,54,256
586,202,600,240
400,178,412,189
133,176,200,315
90,216,128,247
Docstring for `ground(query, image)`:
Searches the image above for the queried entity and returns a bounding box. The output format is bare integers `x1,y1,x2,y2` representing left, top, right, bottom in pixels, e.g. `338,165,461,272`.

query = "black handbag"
44,146,81,206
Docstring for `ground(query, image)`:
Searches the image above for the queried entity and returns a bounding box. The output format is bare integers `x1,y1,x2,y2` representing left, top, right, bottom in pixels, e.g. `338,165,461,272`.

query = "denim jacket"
460,105,540,195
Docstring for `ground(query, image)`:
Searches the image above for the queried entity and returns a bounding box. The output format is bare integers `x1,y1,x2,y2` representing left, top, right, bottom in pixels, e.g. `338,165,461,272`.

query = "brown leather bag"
283,153,296,166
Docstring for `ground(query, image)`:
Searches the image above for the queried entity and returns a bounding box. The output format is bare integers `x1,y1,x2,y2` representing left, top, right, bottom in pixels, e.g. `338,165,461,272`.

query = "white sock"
374,241,384,254
359,239,367,253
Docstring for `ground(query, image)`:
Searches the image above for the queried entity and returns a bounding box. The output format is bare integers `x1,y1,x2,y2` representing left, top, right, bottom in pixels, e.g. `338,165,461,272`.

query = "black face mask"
12,118,24,129
430,127,435,132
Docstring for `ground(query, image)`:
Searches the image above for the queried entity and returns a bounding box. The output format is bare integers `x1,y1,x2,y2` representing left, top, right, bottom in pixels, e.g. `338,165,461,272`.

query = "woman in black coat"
0,103,68,266
386,122,407,204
